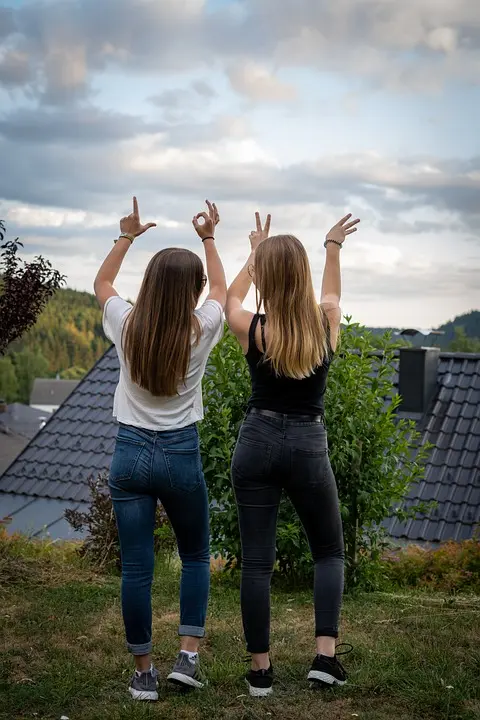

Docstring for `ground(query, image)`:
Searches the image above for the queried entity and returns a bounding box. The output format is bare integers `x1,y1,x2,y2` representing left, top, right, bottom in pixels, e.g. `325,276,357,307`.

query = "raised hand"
249,211,271,251
325,214,360,246
192,200,220,241
120,197,157,238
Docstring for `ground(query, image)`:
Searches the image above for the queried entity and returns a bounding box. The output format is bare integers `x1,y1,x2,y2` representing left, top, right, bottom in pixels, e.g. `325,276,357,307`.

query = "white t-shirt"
103,295,224,431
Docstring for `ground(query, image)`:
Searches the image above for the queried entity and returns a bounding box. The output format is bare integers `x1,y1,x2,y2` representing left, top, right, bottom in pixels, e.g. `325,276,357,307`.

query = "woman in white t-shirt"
94,197,226,701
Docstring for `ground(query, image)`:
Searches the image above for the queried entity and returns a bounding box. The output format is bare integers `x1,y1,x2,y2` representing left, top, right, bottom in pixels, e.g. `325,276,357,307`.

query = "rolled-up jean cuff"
315,628,339,639
127,641,152,655
179,624,206,638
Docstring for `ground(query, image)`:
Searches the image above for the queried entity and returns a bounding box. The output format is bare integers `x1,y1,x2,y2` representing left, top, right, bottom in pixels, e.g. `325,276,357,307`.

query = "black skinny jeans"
231,410,345,654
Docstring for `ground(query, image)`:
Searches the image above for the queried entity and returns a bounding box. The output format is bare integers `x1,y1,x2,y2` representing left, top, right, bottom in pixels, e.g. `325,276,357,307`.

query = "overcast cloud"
0,0,479,327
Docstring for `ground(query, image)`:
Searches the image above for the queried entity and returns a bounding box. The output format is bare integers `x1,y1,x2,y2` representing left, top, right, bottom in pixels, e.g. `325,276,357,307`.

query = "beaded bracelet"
324,238,342,249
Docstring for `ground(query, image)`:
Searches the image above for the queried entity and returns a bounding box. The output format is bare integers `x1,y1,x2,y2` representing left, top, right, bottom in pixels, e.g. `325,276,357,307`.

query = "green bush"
200,321,432,589
383,540,480,593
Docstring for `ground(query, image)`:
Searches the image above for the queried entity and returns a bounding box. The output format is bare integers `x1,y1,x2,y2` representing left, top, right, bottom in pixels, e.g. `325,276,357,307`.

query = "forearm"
203,238,226,293
95,237,131,286
321,244,341,302
227,250,255,305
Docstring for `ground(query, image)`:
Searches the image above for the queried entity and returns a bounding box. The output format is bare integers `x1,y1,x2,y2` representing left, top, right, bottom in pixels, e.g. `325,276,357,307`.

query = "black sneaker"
245,664,274,698
308,643,352,687
128,665,159,701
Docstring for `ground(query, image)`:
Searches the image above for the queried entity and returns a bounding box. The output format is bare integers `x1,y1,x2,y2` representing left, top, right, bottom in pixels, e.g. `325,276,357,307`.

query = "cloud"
0,50,31,87
227,61,297,102
0,106,153,144
3,0,478,104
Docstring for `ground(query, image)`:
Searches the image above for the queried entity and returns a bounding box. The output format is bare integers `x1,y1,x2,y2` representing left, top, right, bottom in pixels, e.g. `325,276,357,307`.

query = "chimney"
398,347,440,414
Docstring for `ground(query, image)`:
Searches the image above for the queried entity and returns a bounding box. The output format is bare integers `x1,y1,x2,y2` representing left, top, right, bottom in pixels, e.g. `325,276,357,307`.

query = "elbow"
209,285,227,310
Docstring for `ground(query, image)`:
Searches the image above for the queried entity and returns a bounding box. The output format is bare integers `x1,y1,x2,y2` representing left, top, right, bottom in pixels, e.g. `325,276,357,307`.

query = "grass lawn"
1,543,479,720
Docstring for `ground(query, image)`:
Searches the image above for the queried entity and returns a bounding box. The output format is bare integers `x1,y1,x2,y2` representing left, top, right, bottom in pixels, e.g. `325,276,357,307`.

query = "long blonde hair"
123,248,204,396
254,235,328,379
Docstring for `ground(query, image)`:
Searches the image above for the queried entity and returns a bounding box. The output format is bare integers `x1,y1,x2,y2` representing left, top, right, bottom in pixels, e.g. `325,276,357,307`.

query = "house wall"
31,404,58,414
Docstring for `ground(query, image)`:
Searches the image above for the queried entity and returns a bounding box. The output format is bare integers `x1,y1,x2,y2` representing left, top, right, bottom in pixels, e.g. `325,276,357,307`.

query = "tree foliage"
200,321,431,589
447,326,480,353
0,222,65,355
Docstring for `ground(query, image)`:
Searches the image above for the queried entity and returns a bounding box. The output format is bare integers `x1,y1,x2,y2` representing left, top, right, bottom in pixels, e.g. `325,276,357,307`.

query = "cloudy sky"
1,0,479,327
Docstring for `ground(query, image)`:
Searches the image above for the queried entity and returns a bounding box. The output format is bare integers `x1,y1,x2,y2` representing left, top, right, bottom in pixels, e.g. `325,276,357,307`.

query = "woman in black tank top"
225,211,360,697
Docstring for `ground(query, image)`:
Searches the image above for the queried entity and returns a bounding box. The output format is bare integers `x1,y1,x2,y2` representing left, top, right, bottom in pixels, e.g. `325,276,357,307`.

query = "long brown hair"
254,235,328,379
123,248,204,396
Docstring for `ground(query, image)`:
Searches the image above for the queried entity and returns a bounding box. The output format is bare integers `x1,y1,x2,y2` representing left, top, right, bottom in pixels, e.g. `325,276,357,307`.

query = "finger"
344,218,360,230
264,213,271,235
338,213,352,226
345,227,358,235
206,199,214,218
143,223,157,231
255,212,261,232
212,202,220,224
133,196,139,217
195,212,209,222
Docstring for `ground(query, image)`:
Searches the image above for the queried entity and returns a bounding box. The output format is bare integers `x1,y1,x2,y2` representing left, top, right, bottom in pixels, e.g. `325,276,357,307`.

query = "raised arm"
320,213,360,350
94,196,156,309
193,200,227,309
226,212,270,352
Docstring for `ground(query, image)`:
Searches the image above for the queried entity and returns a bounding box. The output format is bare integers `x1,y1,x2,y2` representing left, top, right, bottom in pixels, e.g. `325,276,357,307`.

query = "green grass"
1,541,479,720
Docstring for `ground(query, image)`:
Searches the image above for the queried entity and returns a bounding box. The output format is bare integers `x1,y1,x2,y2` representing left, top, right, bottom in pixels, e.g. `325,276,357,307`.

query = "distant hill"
7,287,110,376
367,310,480,349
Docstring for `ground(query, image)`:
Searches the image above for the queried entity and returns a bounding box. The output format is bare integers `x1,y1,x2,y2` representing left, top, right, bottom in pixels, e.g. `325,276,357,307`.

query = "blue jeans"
109,422,210,655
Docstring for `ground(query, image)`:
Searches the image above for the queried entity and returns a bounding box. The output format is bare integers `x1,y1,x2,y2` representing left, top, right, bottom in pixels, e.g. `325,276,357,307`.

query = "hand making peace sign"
249,211,271,251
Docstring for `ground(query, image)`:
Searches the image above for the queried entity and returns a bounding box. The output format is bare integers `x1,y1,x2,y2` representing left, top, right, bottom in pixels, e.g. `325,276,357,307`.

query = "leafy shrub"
384,540,480,593
200,321,432,589
199,329,251,567
65,472,175,571
0,224,65,354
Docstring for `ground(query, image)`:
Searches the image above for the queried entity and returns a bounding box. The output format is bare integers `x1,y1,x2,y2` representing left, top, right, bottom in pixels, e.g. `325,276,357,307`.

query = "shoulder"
195,298,224,330
103,296,133,342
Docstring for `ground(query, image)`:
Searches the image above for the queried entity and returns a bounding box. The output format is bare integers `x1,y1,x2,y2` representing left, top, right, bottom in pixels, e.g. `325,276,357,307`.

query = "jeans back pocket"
163,445,203,494
109,437,146,484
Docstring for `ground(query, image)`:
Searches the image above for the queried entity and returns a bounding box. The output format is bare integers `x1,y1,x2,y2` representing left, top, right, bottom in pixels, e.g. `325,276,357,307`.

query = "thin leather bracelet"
324,238,342,249
202,236,215,243
115,233,135,245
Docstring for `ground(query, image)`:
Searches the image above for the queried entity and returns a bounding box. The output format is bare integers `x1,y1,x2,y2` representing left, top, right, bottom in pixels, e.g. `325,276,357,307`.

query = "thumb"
144,223,157,230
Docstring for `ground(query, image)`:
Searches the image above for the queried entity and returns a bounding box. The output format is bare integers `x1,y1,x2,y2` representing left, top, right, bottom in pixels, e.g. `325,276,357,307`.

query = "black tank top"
245,314,332,416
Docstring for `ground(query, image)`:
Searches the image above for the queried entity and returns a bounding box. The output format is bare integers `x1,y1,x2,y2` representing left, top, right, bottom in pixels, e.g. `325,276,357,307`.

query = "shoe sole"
129,687,159,701
246,679,273,698
167,672,205,689
308,670,346,686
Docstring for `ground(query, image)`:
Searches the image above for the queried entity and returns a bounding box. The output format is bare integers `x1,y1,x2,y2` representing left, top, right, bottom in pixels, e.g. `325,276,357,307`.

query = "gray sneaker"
167,651,207,689
128,665,159,701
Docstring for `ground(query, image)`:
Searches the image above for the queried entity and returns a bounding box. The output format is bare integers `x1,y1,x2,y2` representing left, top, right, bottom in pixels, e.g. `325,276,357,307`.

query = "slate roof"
0,347,479,543
385,353,480,543
0,430,29,476
30,378,79,407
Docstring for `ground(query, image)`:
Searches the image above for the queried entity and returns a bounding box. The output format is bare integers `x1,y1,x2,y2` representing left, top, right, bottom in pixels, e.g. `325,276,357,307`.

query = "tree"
447,326,480,353
11,349,50,404
0,221,65,355
0,356,19,403
60,366,87,380
200,321,431,589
